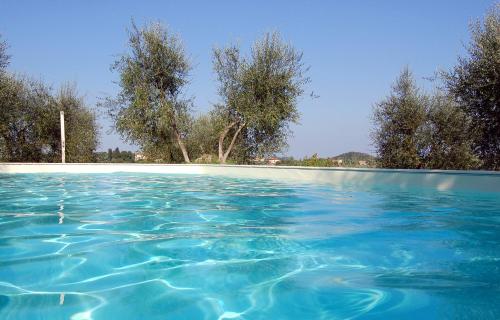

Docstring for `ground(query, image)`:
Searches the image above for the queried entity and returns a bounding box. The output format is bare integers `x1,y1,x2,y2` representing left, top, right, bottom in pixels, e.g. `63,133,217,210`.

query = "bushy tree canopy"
213,32,309,163
55,85,99,162
0,75,52,161
186,111,223,160
106,21,192,163
421,94,478,169
444,5,500,169
372,68,427,169
0,76,98,162
372,68,478,169
0,34,9,72
0,35,98,163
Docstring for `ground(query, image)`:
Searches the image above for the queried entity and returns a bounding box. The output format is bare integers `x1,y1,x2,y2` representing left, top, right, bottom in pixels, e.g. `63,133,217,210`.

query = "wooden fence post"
60,111,65,163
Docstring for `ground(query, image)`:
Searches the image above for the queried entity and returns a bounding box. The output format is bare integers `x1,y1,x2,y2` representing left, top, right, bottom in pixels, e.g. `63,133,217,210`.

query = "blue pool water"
0,173,499,319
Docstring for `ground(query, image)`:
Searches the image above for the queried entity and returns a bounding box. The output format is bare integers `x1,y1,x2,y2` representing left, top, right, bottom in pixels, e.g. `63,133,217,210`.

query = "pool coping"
1,162,499,175
1,163,499,192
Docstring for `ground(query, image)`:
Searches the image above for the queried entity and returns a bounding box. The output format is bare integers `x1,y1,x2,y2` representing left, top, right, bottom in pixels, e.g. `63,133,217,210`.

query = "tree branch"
222,122,246,163
218,120,238,161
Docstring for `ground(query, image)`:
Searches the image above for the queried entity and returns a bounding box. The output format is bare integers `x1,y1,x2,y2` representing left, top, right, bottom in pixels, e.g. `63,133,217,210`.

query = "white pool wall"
1,163,499,192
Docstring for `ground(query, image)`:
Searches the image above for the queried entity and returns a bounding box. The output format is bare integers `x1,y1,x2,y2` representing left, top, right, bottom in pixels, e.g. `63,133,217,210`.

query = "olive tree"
0,77,98,162
0,76,51,161
213,32,309,163
421,94,478,169
372,68,479,169
0,34,9,72
107,21,192,163
186,110,223,161
52,85,99,162
444,5,500,169
372,68,427,169
0,36,98,162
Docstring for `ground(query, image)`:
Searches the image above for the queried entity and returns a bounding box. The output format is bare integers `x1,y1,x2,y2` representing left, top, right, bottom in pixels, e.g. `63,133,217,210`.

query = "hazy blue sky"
0,1,495,157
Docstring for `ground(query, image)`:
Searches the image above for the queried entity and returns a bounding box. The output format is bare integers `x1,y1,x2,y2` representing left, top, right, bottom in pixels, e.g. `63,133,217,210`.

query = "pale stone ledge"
0,163,499,192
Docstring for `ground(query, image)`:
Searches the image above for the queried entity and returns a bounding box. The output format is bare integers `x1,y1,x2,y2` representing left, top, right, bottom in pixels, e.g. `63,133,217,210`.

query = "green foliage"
372,68,427,169
105,21,192,163
186,111,222,160
96,147,134,163
278,152,377,167
331,152,376,167
213,32,309,162
300,153,334,167
332,152,375,163
0,34,9,72
4,8,498,170
0,75,98,162
56,85,99,162
0,36,97,163
0,75,52,161
420,94,479,169
444,5,500,170
372,69,478,170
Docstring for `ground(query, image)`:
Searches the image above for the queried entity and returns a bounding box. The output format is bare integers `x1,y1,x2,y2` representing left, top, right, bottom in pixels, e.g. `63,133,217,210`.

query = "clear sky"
0,0,496,157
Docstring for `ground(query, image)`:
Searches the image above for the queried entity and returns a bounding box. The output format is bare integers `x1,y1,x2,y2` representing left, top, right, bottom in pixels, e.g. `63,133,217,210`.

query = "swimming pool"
0,172,499,319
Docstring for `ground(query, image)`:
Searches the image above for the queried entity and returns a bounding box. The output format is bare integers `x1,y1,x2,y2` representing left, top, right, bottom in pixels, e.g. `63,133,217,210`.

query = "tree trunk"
159,95,190,163
172,124,190,163
2,134,12,161
218,121,237,162
220,122,245,163
172,120,191,163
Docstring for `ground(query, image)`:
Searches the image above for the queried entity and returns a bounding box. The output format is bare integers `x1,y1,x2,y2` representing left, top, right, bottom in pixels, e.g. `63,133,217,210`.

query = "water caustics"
0,173,499,319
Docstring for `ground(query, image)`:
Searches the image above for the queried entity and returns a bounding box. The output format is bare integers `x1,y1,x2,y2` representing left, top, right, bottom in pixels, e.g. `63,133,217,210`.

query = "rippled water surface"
0,173,499,319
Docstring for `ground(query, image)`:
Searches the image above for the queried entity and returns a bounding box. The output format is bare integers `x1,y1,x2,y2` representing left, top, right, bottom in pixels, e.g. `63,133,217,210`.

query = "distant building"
331,159,343,166
358,160,368,166
267,157,281,165
251,157,281,165
134,152,147,161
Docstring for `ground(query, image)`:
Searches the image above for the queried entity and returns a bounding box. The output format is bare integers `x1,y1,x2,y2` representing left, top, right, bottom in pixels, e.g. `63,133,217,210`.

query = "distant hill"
331,152,376,162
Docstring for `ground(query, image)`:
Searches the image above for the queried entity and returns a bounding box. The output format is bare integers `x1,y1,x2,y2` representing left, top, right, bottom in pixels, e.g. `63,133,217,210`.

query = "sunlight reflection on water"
0,173,499,319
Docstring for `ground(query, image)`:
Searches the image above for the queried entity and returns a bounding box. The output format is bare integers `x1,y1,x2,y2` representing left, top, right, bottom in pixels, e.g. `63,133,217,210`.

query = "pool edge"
1,163,499,192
